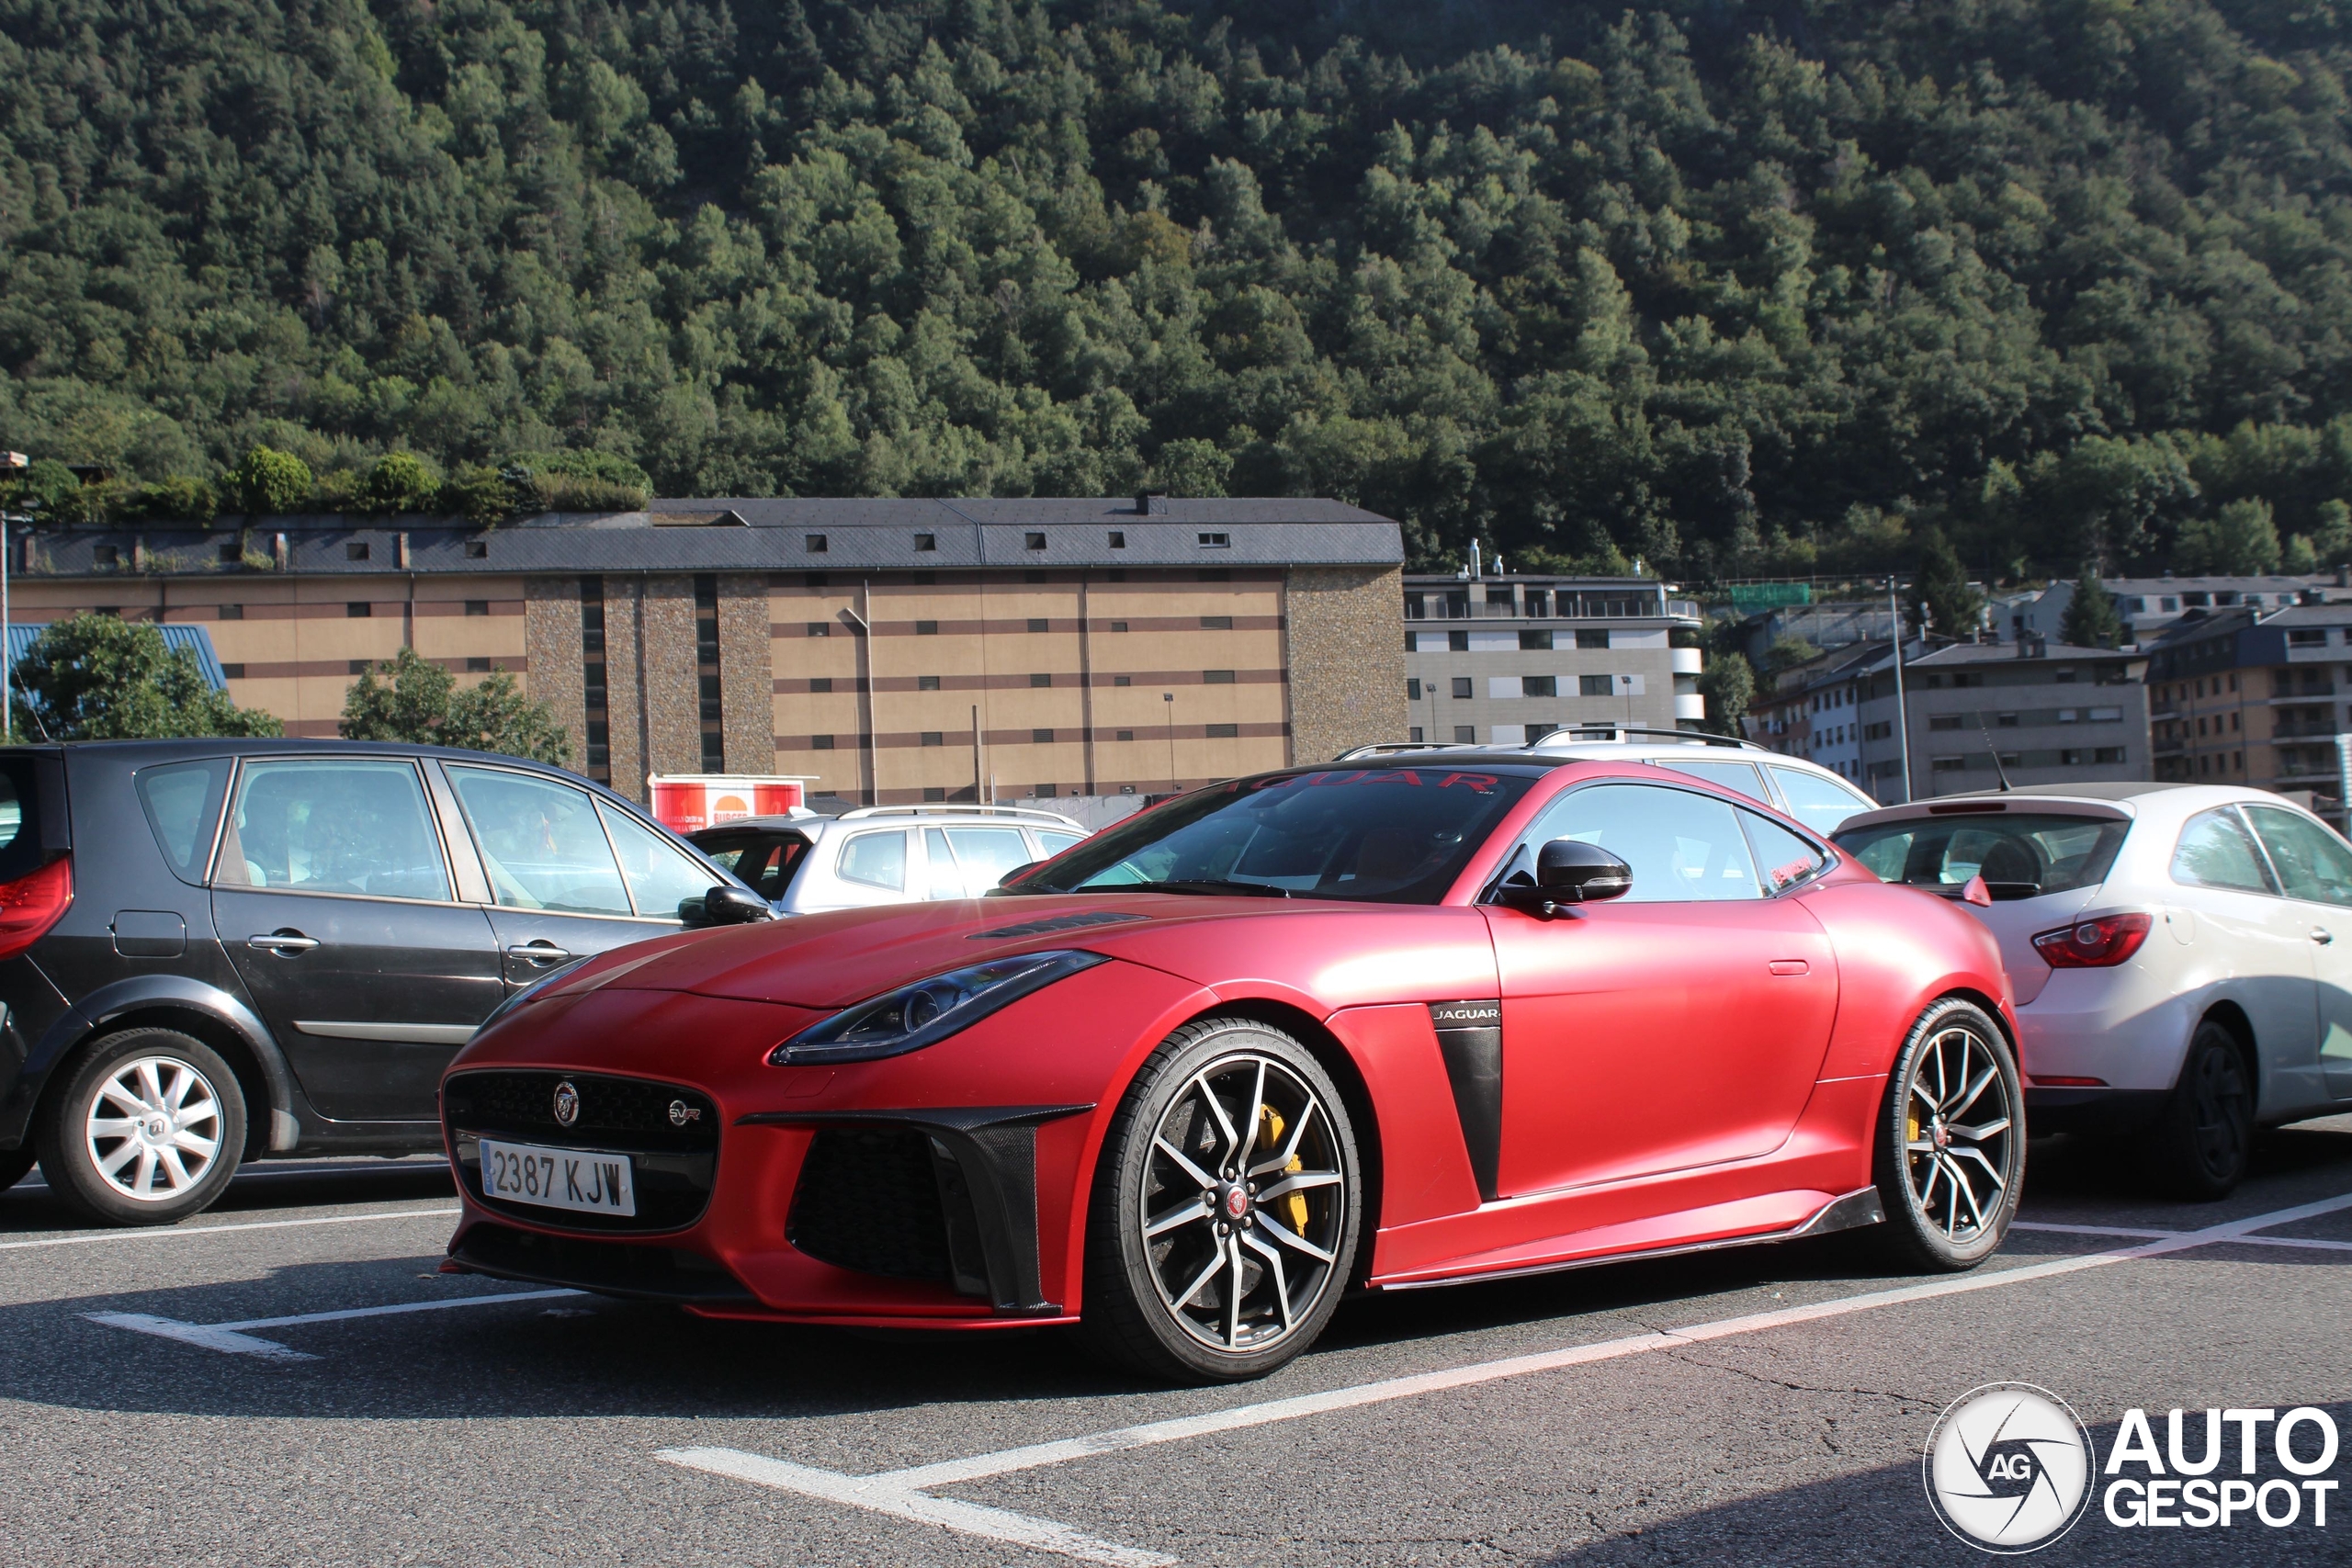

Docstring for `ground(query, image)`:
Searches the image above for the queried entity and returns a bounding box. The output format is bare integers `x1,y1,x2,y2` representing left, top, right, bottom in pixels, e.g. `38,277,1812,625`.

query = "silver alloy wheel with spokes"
1901,1020,2016,1246
85,1055,224,1202
1139,1051,1348,1353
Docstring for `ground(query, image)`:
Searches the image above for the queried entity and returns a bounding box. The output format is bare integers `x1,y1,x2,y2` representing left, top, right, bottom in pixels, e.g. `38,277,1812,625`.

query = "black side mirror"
695,885,775,926
1498,839,1633,917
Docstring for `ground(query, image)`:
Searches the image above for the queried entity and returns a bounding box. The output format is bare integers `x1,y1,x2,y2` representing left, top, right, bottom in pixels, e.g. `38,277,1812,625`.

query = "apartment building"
2008,574,2333,647
1400,574,1704,744
6,497,1407,803
2146,602,2352,815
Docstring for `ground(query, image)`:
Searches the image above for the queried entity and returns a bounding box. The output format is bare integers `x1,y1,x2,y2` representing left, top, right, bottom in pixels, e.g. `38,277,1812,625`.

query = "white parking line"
85,1287,584,1361
0,1206,460,1253
2014,1218,2352,1251
662,1188,2352,1565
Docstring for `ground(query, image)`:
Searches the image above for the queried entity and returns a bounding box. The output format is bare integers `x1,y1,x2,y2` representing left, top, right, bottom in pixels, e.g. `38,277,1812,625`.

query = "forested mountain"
6,0,2352,580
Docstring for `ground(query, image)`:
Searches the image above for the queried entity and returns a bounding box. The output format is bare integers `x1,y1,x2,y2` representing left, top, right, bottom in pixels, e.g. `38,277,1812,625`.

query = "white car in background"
687,805,1089,915
1834,783,2352,1198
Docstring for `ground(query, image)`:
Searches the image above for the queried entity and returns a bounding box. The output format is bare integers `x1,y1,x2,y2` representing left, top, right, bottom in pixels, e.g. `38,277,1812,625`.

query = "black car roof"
0,736,625,801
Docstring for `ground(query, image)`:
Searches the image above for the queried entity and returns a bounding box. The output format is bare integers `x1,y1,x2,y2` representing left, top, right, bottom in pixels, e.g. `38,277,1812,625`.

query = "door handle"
2314,929,2335,946
505,942,574,965
1768,959,1811,976
247,931,319,955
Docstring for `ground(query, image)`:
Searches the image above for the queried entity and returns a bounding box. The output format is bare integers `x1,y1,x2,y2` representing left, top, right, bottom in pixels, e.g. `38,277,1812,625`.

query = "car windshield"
1012,765,1539,903
1834,812,2131,900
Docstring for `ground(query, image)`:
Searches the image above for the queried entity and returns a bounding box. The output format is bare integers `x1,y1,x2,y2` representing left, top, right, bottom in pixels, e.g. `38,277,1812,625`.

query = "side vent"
1429,1000,1503,1202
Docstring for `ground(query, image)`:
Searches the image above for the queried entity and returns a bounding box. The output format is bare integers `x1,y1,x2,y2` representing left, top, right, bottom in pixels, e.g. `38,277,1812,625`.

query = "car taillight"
0,856,73,963
2031,911,2151,969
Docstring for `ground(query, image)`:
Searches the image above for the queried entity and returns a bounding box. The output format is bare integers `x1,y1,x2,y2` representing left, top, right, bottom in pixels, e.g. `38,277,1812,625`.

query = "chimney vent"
1135,492,1167,515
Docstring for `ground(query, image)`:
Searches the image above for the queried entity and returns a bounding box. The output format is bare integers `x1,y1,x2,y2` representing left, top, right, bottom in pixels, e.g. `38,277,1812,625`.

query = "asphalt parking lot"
5,1126,2350,1568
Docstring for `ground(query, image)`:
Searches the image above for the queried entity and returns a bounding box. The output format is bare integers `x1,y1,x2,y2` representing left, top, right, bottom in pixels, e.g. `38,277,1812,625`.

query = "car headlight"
769,949,1109,1066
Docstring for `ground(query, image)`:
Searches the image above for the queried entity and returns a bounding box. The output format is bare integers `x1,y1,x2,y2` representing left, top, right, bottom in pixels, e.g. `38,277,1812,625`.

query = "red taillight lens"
0,856,73,962
2031,910,2152,969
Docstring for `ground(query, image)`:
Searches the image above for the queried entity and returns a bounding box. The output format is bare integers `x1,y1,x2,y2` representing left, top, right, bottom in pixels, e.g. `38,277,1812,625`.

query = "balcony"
1406,593,1701,623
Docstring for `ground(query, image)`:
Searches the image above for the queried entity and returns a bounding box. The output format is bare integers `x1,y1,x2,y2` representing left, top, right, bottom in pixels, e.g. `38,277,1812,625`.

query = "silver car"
688,805,1090,914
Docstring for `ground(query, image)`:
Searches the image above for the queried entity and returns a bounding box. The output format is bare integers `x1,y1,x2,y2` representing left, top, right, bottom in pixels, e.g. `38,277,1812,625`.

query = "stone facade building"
8,497,1406,804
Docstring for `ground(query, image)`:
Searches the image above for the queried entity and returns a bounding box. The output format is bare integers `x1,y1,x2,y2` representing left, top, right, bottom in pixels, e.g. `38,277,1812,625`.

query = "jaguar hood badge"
552,1080,580,1127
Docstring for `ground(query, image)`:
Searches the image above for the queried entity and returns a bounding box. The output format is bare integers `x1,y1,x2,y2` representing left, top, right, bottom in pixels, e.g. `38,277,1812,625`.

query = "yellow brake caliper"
1259,1106,1308,1233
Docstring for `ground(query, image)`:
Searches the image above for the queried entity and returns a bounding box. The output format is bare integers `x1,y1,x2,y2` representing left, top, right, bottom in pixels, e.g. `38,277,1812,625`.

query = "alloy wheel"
1901,1022,2016,1246
84,1055,224,1202
1139,1052,1348,1353
2189,1043,2249,1177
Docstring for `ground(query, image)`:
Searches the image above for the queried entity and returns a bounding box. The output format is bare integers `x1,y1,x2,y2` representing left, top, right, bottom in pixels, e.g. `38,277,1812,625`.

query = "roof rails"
1329,741,1484,761
837,804,1088,830
1528,725,1763,752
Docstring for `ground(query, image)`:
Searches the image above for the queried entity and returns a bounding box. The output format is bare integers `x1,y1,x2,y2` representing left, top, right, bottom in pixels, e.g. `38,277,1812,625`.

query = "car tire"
1081,1017,1363,1384
2144,1019,2254,1201
36,1029,246,1226
1871,998,2024,1272
0,1144,35,1191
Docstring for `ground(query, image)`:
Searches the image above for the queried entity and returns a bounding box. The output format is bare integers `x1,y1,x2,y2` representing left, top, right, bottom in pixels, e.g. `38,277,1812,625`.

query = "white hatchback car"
1834,783,2352,1197
687,805,1090,915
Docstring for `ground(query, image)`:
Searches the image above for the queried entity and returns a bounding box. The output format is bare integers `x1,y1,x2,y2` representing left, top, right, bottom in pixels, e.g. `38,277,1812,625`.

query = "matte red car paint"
442,758,2019,1326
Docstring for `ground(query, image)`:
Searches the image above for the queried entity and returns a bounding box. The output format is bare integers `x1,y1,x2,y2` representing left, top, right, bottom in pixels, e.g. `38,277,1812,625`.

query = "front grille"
787,1128,956,1285
453,1222,753,1303
445,1069,718,1233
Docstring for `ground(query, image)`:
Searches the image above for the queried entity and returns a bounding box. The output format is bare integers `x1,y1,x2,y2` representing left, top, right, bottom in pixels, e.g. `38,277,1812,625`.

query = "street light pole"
1889,576,1913,804
0,452,26,745
1163,692,1176,794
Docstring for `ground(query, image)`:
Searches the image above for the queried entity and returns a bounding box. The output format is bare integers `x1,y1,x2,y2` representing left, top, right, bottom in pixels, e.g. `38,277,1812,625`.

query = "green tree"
356,451,440,514
1697,650,1755,739
2177,499,2283,575
340,648,571,765
232,446,313,514
2058,567,2124,649
11,615,282,739
1911,532,1984,642
1761,636,1822,676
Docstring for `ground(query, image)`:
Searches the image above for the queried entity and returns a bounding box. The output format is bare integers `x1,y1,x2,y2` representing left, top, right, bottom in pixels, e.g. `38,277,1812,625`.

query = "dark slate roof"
23,497,1403,578
1908,639,2137,664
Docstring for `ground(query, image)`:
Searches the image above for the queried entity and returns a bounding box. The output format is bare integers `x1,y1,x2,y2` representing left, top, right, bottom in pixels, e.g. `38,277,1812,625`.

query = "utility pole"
1163,691,1176,794
1889,577,1913,803
0,452,26,744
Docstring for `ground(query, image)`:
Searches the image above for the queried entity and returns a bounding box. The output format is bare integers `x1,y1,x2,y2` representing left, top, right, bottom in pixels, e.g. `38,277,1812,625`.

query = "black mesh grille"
453,1222,753,1303
443,1070,718,1234
787,1128,953,1285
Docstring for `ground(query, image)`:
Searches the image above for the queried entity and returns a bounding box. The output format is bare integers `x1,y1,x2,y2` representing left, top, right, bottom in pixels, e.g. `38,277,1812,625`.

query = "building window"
1108,530,1125,548
1996,713,2019,728
1408,726,1425,742
918,675,941,691
581,577,609,783
1024,532,1047,550
219,604,243,621
811,677,832,694
1028,617,1048,633
346,541,369,560
348,660,371,676
1453,726,1476,742
1205,723,1238,739
1451,677,1473,699
220,663,245,680
2089,706,2122,723
1932,756,1968,773
1197,533,1230,548
458,657,486,673
1035,784,1059,798
1033,728,1055,743
1117,729,1134,740
1576,629,1609,649
1525,722,1559,742
1111,621,1130,633
1929,715,1963,731
1447,629,1469,652
1579,674,1613,697
1408,678,1423,700
813,734,835,750
922,731,944,747
1519,629,1553,650
466,600,489,616
1406,593,1426,620
916,620,938,636
2098,747,2128,764
347,602,370,618
806,534,828,552
1114,675,1132,687
1523,590,1548,617
914,533,936,551
1031,672,1052,687
1201,615,1233,630
1522,675,1556,697
465,540,488,558
695,574,724,772
923,787,947,801
1204,670,1235,684
807,622,831,637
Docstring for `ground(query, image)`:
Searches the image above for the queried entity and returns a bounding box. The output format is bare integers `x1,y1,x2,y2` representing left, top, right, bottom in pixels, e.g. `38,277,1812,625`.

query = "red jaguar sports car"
441,753,2023,1382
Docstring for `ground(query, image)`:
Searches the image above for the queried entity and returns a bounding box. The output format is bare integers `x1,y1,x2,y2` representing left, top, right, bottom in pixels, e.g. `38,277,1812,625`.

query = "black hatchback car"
0,739,766,1225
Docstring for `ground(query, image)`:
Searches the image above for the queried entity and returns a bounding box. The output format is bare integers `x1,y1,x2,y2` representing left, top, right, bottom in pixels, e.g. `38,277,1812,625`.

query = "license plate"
478,1138,636,1217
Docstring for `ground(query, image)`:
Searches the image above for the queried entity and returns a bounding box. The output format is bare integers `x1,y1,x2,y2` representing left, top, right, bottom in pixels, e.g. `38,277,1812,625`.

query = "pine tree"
1910,531,1984,643
2058,566,2123,649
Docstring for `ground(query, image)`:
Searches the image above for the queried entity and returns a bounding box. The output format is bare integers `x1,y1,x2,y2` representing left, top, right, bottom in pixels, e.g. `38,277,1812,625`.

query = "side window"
838,829,908,891
217,759,450,902
1741,811,1829,893
1517,783,1762,903
135,758,232,886
1035,829,1084,857
598,801,719,920
447,766,632,916
2245,807,2352,908
2170,807,2275,896
1770,766,1874,836
922,828,963,899
1656,760,1768,804
946,827,1034,894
